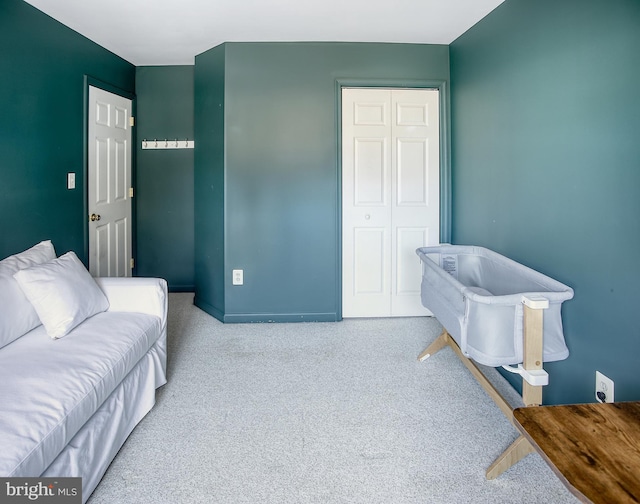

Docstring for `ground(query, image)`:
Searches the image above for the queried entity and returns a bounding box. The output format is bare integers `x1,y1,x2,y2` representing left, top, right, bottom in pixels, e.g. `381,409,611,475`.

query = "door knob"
89,213,101,222
365,214,371,220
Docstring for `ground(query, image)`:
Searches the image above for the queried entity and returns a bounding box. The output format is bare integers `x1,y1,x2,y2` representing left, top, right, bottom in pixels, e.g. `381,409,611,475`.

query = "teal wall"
450,0,640,404
195,42,450,322
135,66,194,291
0,0,135,261
194,45,226,319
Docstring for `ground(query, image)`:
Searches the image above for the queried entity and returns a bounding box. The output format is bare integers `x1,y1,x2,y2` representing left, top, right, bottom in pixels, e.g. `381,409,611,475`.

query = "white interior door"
342,88,440,317
88,86,133,277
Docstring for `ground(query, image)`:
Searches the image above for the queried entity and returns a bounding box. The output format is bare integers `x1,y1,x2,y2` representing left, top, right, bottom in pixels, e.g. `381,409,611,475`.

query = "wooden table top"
513,402,640,504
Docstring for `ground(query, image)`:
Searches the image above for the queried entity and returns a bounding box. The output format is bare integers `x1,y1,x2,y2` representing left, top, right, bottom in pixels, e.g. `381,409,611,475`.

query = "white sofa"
0,241,167,503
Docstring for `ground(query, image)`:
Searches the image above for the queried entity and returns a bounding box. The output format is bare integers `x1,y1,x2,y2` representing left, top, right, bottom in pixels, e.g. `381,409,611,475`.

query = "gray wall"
450,0,640,404
195,42,450,322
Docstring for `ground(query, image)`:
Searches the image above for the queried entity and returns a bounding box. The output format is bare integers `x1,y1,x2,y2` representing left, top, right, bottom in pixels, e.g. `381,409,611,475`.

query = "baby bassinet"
416,245,574,367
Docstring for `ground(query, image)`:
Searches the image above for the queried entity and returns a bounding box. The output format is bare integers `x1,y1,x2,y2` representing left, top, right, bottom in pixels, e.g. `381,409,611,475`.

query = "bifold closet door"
342,88,439,317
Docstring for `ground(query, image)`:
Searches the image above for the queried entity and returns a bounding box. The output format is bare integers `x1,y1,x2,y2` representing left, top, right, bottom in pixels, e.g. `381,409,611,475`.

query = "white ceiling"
23,0,505,66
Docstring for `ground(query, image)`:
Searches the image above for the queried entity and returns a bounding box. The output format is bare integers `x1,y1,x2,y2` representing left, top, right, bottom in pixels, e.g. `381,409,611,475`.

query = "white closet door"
342,88,439,317
342,89,393,316
390,89,440,316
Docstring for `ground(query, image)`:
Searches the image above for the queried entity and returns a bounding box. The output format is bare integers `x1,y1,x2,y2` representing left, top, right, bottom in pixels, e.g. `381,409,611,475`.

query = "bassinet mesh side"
417,245,573,367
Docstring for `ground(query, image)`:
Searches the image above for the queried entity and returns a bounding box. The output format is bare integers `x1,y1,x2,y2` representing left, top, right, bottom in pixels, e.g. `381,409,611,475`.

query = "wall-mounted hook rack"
142,139,194,150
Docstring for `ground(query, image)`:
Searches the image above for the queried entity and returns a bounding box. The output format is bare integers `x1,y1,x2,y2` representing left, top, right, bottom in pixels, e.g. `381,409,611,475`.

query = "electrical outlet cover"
232,269,243,286
595,371,614,403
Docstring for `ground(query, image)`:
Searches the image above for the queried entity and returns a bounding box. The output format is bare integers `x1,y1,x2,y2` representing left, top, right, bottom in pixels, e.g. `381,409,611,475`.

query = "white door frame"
336,79,451,320
84,77,135,275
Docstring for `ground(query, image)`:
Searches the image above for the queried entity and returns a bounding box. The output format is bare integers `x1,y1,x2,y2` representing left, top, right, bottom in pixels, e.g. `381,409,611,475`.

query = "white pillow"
13,251,109,339
0,240,56,348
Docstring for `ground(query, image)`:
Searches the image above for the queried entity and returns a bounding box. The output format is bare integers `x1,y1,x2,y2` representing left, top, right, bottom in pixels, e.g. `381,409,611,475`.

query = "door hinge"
130,116,135,127
130,258,135,269
129,187,134,198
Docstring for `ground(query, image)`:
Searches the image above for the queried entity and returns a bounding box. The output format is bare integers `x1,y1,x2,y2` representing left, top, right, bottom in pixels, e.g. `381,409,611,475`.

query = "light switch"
67,172,76,190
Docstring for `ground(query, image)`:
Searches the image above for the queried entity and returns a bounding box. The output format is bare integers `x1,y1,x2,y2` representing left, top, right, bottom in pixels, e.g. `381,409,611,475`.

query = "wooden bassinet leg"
522,301,545,407
486,300,548,476
418,329,514,420
417,329,449,362
418,297,548,478
485,435,534,480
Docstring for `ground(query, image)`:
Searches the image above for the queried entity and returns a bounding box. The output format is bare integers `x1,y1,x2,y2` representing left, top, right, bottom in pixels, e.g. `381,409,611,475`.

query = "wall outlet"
595,371,614,403
67,172,76,189
232,269,243,286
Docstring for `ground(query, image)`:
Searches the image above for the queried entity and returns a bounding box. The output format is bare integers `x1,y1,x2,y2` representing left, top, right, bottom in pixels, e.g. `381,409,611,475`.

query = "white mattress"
0,311,162,477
